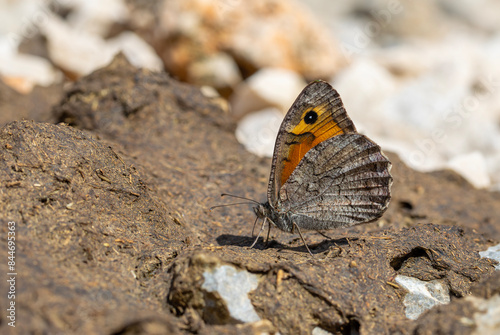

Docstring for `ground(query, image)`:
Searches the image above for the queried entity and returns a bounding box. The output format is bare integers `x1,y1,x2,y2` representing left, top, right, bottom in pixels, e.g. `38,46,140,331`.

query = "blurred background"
1,0,499,190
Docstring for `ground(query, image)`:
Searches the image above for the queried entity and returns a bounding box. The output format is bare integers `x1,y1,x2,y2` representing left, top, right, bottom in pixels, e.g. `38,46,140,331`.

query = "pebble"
41,15,115,77
331,35,500,189
465,295,500,335
312,327,334,335
107,31,163,72
231,67,306,119
65,0,129,37
395,275,450,320
41,15,162,77
235,108,283,157
202,264,260,323
187,52,242,90
446,152,491,189
0,53,61,93
156,0,344,85
439,0,500,32
332,57,397,133
479,243,500,270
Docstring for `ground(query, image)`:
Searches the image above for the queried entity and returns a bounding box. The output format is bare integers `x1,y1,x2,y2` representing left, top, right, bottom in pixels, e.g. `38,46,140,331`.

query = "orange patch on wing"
280,108,345,186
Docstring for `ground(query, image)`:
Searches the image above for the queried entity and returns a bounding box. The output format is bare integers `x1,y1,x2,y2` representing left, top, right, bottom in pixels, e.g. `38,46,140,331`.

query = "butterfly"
249,80,393,255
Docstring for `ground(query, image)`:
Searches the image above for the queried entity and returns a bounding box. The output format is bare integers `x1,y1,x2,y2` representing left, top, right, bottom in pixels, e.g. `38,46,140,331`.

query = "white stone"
312,326,334,335
332,57,398,133
41,15,162,77
41,14,115,77
331,57,439,171
479,243,500,270
200,86,220,99
230,68,306,118
66,0,129,37
486,153,500,191
438,0,500,32
188,52,242,88
476,33,500,89
107,31,163,72
0,53,61,91
330,36,500,187
468,295,500,335
202,265,260,323
384,38,475,133
0,0,43,52
395,275,450,320
372,44,437,78
235,108,283,158
446,152,491,189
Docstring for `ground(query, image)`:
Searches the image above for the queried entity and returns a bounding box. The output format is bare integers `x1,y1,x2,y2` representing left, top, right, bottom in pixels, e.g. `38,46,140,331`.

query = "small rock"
230,68,306,118
187,52,242,90
41,15,161,77
312,326,334,335
200,85,230,113
107,31,163,72
65,0,129,37
41,14,115,77
439,0,500,32
235,108,283,158
202,265,260,324
332,57,397,132
395,275,450,320
0,0,43,52
0,53,61,93
467,295,500,335
479,243,500,270
331,36,500,186
232,320,277,334
377,0,448,39
446,152,491,189
384,39,475,133
156,0,344,84
486,153,500,191
479,33,500,84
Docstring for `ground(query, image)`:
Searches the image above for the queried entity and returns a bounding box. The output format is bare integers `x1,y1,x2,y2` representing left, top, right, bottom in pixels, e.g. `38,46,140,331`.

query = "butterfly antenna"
209,202,257,211
220,193,260,204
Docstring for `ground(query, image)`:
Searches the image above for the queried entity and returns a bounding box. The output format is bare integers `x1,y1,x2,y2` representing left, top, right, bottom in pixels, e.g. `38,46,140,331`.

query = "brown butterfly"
249,80,393,255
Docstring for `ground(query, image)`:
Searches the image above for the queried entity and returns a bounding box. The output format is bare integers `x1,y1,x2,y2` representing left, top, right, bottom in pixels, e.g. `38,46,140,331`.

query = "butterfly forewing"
267,81,357,204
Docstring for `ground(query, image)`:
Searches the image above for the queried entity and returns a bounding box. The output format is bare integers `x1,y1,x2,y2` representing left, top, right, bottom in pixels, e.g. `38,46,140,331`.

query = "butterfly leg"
251,216,259,237
316,230,331,240
250,217,267,248
293,222,314,256
265,223,272,244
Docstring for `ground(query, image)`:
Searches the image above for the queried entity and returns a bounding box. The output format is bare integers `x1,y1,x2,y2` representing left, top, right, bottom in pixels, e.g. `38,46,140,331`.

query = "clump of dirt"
164,223,495,334
0,55,498,334
0,120,187,334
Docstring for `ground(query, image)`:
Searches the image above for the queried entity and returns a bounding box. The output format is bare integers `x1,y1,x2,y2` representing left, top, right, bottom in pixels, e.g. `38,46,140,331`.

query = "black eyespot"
304,110,318,124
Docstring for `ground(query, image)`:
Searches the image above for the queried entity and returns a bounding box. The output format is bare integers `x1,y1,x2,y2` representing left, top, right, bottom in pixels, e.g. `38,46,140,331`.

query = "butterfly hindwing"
279,133,392,230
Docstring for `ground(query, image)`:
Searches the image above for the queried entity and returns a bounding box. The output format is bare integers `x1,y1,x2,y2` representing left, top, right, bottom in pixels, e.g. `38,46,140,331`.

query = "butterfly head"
253,202,293,233
253,202,271,220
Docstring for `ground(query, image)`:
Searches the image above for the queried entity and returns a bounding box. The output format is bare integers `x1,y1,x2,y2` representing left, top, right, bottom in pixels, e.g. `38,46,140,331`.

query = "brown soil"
0,55,498,334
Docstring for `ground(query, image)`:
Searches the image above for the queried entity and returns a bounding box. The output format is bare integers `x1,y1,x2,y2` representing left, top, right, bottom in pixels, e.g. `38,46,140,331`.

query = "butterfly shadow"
216,234,287,252
309,235,355,254
216,233,354,255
